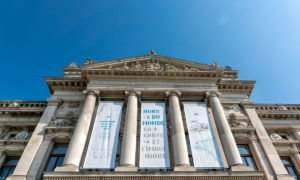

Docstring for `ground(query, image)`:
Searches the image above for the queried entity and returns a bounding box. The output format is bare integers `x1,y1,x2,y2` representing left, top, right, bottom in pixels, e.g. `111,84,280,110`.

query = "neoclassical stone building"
1,51,300,180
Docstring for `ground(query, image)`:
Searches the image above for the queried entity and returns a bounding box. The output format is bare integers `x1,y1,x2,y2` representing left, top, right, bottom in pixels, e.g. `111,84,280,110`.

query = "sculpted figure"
278,105,287,111
69,62,77,68
270,131,286,141
228,113,249,128
131,61,143,71
116,63,129,70
50,119,73,126
13,129,30,140
165,64,178,71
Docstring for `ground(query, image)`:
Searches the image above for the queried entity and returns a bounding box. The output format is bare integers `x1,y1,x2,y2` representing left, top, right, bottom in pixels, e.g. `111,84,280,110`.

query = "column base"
54,164,79,172
231,164,252,171
115,165,138,172
6,175,26,180
276,174,295,180
174,165,196,172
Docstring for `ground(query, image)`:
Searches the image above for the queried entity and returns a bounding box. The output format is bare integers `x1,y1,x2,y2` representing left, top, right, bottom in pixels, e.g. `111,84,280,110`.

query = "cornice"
218,80,256,96
45,77,86,94
0,101,46,115
81,69,223,82
44,171,264,180
255,104,300,119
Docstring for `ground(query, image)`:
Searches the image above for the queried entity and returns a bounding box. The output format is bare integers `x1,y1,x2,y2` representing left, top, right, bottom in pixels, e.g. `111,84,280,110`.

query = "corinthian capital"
206,91,221,99
83,89,100,96
125,90,141,97
166,90,182,97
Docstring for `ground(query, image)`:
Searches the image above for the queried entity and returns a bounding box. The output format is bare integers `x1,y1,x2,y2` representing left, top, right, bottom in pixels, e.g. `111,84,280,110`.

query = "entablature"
0,100,46,116
255,104,300,120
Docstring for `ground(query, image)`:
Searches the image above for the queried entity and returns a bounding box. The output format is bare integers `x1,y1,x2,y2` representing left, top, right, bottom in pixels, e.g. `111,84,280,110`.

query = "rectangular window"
0,157,19,180
237,145,257,171
281,156,299,180
42,144,68,180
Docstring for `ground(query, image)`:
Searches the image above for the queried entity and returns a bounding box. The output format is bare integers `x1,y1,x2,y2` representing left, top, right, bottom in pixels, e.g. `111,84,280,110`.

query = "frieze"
104,60,203,72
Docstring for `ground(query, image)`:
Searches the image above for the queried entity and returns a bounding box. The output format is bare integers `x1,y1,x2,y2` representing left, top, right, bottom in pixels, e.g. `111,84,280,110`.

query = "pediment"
80,54,225,72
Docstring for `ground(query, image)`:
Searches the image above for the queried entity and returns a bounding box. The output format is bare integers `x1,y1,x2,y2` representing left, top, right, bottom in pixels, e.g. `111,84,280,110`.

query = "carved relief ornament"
112,61,201,72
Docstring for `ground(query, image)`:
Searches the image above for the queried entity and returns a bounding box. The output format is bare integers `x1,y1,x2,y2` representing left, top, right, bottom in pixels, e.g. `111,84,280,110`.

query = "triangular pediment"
80,54,225,72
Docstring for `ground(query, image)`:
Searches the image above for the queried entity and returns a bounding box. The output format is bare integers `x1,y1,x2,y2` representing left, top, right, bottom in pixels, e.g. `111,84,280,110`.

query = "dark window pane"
238,147,249,155
52,146,68,154
241,157,247,166
7,167,15,177
282,159,291,165
0,167,10,179
287,167,299,180
45,157,57,172
56,157,64,167
4,159,19,165
0,157,19,179
246,157,256,170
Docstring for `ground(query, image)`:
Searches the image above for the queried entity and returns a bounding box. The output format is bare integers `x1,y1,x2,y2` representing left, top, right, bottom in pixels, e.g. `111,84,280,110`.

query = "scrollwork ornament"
125,90,141,97
83,90,100,96
206,91,221,99
166,90,181,97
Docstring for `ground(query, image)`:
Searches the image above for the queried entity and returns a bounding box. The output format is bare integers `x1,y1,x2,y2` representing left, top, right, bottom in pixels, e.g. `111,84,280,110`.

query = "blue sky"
0,1,300,103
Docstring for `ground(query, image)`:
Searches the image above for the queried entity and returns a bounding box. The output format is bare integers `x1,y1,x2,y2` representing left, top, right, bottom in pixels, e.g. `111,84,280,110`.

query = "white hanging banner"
140,102,170,169
183,102,224,169
83,101,123,169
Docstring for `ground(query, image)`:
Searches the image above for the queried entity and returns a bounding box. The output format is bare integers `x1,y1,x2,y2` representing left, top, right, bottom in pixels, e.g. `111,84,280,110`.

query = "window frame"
0,156,20,180
280,156,300,180
237,144,257,171
43,144,68,173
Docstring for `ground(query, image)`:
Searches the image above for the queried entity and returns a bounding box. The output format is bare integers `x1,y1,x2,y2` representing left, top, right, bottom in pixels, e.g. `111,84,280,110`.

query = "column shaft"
208,92,243,167
168,91,190,166
57,90,98,171
119,91,139,167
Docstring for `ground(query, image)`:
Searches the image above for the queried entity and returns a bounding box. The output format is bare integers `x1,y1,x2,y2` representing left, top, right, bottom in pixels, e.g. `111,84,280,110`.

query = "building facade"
1,51,300,180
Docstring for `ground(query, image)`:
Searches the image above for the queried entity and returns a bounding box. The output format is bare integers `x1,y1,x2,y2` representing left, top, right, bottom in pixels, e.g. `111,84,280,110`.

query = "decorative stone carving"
85,58,92,64
228,113,249,128
145,61,162,71
50,111,76,127
110,61,203,72
278,105,288,111
213,61,219,67
12,129,31,140
225,66,232,71
165,63,178,71
50,119,74,127
270,131,287,141
8,101,18,107
69,62,77,68
150,49,156,55
223,104,246,117
116,63,129,70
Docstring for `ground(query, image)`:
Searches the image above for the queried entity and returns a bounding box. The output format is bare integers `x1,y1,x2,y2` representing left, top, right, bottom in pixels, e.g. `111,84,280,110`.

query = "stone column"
292,129,300,168
241,100,294,179
166,91,193,171
7,99,61,180
55,90,99,172
206,91,245,170
116,90,140,171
